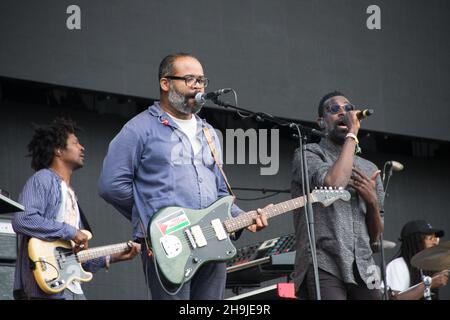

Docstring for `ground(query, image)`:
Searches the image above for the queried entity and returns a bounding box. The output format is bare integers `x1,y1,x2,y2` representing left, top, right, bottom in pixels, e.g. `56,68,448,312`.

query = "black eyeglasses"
165,75,209,88
325,104,355,114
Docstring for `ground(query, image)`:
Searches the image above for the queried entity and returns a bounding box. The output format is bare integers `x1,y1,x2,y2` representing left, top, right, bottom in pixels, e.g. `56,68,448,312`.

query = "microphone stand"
212,97,324,300
380,164,394,300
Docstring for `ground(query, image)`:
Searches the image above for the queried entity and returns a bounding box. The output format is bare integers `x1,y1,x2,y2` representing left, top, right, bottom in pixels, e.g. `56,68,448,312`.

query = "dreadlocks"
395,233,426,286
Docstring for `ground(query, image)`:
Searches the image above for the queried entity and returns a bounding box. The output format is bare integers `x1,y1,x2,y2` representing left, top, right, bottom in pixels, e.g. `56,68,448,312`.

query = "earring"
318,119,325,128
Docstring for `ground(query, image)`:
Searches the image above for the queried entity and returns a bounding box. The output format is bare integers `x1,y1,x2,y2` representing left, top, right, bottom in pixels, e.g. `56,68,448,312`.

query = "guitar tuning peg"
338,186,343,190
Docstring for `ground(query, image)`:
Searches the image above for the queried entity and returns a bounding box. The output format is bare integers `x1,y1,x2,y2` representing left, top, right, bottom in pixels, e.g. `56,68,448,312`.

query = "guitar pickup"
211,219,227,241
190,225,207,247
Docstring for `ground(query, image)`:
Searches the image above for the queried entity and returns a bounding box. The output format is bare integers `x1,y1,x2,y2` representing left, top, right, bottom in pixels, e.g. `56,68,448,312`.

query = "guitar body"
148,188,351,285
28,235,93,294
148,196,237,285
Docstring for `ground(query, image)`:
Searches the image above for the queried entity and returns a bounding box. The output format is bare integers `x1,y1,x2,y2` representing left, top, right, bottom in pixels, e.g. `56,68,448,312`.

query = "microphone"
371,240,396,252
195,88,232,105
386,160,404,172
356,109,374,120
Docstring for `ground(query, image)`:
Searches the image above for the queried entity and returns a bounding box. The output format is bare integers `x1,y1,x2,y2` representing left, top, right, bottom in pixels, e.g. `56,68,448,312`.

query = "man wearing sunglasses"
292,91,384,300
98,53,268,300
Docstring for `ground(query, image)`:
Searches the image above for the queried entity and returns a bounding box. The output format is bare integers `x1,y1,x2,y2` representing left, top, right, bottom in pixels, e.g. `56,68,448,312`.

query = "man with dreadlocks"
386,220,448,300
12,117,140,300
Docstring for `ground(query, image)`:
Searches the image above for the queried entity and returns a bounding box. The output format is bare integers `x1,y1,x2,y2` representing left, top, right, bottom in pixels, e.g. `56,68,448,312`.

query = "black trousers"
300,264,382,300
140,250,227,300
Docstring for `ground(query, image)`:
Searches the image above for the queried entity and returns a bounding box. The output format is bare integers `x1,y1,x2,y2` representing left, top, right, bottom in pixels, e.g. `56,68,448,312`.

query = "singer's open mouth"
336,120,348,129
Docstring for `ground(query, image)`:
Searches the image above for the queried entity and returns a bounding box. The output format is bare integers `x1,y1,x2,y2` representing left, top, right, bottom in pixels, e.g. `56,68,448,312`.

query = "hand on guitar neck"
110,241,141,263
72,230,141,261
246,204,272,233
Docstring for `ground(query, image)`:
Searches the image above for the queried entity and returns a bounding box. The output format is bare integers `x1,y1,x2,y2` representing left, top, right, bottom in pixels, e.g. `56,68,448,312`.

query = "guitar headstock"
311,187,351,207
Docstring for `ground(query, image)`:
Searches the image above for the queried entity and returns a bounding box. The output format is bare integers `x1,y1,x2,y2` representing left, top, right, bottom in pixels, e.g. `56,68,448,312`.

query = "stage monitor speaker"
0,263,15,300
0,217,17,260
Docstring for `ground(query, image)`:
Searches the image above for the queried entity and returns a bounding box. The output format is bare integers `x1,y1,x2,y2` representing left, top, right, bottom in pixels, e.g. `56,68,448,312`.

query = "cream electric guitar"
28,230,132,294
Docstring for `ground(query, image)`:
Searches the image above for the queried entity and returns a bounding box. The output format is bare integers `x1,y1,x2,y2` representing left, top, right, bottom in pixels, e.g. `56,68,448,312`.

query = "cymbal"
411,240,450,270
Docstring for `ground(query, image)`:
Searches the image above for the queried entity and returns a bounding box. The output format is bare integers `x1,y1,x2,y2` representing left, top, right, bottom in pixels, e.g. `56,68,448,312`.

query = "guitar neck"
76,243,129,263
223,195,307,233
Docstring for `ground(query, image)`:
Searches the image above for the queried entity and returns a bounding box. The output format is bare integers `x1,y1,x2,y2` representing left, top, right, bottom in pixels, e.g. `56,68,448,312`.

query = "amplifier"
0,218,17,261
0,263,15,300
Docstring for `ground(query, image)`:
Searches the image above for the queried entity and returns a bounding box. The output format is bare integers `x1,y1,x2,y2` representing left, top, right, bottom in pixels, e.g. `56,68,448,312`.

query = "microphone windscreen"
390,161,404,171
194,92,206,106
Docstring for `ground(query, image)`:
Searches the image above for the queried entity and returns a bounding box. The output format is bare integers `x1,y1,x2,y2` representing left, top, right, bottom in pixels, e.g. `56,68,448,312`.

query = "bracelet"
345,133,362,154
345,132,359,144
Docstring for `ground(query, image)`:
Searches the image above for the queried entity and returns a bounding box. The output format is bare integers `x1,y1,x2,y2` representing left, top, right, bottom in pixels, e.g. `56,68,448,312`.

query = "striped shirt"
12,168,106,299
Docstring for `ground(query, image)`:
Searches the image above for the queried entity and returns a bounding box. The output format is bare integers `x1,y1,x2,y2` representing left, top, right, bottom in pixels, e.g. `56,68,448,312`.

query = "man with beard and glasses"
12,117,140,300
98,53,268,300
291,91,384,300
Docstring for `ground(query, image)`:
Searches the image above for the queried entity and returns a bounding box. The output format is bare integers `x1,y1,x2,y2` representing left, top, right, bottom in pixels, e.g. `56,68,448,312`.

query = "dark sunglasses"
326,104,355,114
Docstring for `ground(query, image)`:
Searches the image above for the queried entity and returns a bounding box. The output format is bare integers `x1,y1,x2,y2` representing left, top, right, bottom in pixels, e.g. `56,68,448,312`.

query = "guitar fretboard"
223,195,307,233
77,243,130,263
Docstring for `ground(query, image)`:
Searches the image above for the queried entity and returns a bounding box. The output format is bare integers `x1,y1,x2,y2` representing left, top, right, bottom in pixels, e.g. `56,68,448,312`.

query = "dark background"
1,0,449,299
0,0,449,141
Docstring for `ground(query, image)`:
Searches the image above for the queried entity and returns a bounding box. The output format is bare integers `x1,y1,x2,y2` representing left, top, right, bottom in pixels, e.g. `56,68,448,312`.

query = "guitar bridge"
184,229,197,249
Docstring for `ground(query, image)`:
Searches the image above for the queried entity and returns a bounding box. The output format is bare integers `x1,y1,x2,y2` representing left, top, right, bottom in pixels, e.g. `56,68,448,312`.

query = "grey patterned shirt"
291,139,384,292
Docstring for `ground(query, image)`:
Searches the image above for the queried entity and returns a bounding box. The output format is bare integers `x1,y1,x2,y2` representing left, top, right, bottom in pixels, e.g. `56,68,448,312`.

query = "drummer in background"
386,220,448,300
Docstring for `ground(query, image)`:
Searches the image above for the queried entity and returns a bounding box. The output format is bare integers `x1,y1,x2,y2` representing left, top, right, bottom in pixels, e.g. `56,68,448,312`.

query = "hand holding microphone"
356,109,374,120
344,108,374,134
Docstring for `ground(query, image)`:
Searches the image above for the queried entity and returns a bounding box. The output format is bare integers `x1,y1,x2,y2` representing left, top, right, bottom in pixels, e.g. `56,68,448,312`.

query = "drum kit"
376,238,450,272
411,240,450,271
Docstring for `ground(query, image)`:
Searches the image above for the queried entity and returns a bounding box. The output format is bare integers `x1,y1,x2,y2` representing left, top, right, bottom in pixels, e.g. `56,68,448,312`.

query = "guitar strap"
77,204,92,233
139,218,152,256
203,126,243,241
202,126,236,198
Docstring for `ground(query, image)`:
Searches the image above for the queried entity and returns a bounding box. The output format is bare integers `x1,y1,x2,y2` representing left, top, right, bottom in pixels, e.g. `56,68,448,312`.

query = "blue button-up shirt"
98,102,242,239
12,169,106,299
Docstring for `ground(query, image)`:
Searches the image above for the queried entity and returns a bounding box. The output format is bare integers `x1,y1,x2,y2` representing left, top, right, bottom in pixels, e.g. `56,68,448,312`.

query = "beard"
327,124,348,145
168,84,203,115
